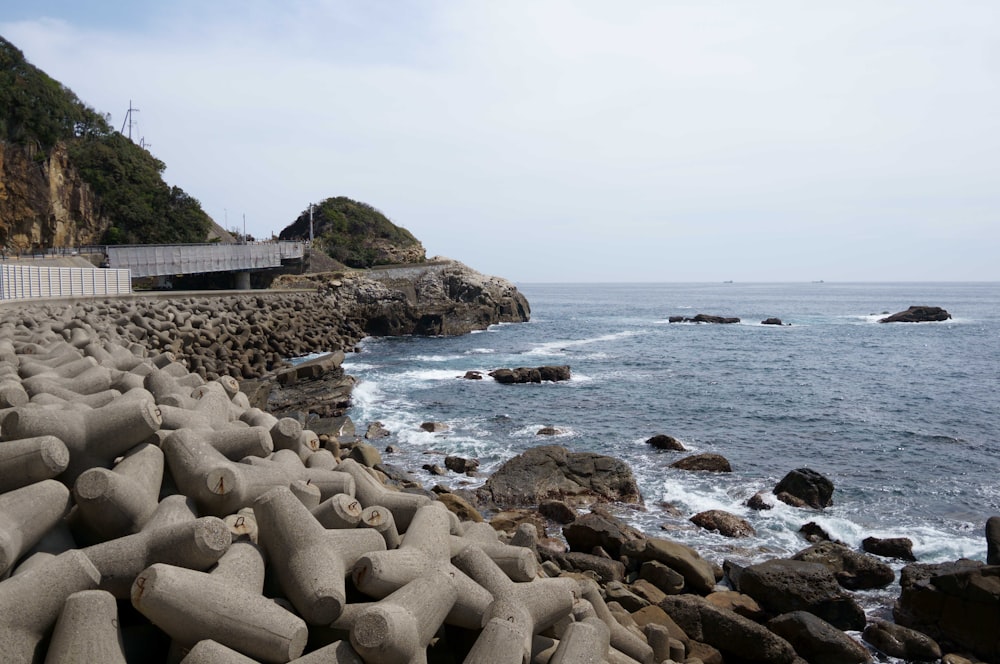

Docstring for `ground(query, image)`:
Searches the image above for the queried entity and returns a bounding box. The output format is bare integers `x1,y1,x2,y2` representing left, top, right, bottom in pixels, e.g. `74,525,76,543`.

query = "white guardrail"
0,264,132,301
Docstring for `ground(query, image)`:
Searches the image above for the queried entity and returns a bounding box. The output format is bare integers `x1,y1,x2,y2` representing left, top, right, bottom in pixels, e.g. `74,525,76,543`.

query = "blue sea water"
342,282,1000,585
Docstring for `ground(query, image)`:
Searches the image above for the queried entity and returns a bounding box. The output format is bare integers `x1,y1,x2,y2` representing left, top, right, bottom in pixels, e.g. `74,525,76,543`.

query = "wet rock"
419,421,448,433
987,516,1000,564
863,618,941,662
659,594,800,664
443,455,479,474
563,507,645,558
536,426,563,436
736,559,866,631
488,365,571,384
761,317,784,326
768,611,872,664
791,541,894,590
862,535,916,562
774,468,834,509
798,522,837,544
646,434,686,451
669,314,741,324
671,453,732,473
690,510,755,538
474,445,643,508
364,421,390,440
747,492,773,511
461,370,483,380
879,306,951,323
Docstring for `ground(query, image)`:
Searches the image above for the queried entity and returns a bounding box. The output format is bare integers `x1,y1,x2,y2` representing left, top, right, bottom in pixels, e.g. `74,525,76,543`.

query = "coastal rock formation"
646,434,686,451
767,611,873,664
669,314,741,324
862,535,917,562
894,559,1000,661
761,317,785,326
671,453,732,473
774,468,834,509
790,541,894,590
690,510,755,538
474,445,643,508
879,306,952,323
488,365,571,384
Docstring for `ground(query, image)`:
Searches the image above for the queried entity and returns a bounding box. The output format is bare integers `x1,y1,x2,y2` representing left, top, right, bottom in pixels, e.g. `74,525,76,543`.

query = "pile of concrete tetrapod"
0,320,679,664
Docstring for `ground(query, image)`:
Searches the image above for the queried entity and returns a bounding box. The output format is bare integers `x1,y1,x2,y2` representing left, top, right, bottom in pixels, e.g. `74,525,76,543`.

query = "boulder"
670,453,732,473
640,560,686,596
774,468,834,509
461,370,483,380
791,541,895,590
879,306,952,323
690,510,755,538
364,421,390,440
622,537,717,595
443,455,479,474
767,611,872,664
862,536,916,562
474,445,643,508
659,595,800,664
668,314,741,324
863,618,941,662
488,365,570,384
536,426,563,436
538,499,577,524
736,559,866,631
987,516,1000,564
799,522,837,544
894,560,1000,662
540,550,626,584
434,492,484,522
419,421,448,433
705,590,766,622
646,434,686,451
563,507,645,557
761,318,784,326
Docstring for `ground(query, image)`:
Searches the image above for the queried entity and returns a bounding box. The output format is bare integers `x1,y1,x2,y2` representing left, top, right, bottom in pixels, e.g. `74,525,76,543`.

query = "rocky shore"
0,268,995,664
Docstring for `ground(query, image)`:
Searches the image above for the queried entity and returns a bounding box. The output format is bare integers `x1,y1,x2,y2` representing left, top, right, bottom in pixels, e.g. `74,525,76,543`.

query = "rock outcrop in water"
669,313,741,324
879,306,952,323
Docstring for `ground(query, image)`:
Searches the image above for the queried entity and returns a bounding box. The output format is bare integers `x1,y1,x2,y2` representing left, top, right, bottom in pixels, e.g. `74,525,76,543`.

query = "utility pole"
243,213,247,244
120,100,139,140
309,204,314,244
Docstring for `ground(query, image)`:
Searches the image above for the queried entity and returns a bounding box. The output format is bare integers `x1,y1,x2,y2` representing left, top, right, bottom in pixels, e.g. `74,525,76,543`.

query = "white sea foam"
466,348,496,355
412,354,463,362
525,330,642,357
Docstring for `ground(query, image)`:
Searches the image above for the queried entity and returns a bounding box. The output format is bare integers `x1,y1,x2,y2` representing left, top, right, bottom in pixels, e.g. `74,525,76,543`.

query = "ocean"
341,282,999,609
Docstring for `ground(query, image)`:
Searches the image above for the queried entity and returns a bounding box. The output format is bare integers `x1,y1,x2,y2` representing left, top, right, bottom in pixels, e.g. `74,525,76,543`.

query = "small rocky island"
879,306,952,323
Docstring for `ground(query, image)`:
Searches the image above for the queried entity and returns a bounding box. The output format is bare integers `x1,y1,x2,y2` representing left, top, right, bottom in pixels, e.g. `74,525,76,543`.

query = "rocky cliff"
0,141,107,251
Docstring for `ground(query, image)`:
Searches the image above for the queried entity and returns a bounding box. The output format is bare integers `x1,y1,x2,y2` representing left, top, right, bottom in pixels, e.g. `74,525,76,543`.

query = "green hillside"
0,36,211,244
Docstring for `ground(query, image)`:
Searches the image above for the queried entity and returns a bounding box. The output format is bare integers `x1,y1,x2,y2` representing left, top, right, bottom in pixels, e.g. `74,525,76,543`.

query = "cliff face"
0,140,107,250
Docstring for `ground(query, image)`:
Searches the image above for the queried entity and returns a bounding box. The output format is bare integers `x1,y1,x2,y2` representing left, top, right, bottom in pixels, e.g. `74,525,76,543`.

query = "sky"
1,1,997,282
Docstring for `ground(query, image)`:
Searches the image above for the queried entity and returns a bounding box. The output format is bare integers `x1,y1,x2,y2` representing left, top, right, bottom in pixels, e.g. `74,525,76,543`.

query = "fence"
0,264,132,301
107,242,304,278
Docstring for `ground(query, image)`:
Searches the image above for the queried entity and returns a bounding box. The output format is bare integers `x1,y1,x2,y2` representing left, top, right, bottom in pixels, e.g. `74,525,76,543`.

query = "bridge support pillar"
234,272,251,290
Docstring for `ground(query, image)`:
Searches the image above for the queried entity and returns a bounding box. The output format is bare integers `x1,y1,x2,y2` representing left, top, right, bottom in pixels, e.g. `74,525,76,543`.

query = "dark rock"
879,305,952,323
474,445,643,508
987,516,1000,564
778,492,808,508
488,365,570,384
690,510,755,538
799,522,836,544
646,434,686,451
443,455,479,474
605,581,650,612
536,426,563,436
563,507,645,558
705,590,766,622
862,536,916,562
747,492,774,511
540,549,626,584
768,611,872,664
538,499,577,524
640,560,686,595
667,313,741,324
419,421,448,433
761,317,784,326
791,541,894,590
671,453,732,473
894,560,1000,662
622,537,717,595
461,370,483,380
736,559,867,631
421,463,446,476
659,594,800,663
863,618,941,662
774,468,834,509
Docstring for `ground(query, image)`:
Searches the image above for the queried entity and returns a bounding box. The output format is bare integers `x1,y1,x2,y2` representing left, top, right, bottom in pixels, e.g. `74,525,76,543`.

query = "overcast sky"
2,1,997,282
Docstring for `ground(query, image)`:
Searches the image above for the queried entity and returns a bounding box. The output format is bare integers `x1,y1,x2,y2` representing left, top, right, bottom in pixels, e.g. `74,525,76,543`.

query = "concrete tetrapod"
0,435,70,493
0,550,101,662
452,521,541,582
254,485,386,625
131,562,308,663
352,503,492,630
0,478,73,575
44,589,127,664
289,640,364,663
452,544,578,664
73,442,164,541
164,429,354,517
360,504,402,549
548,616,612,664
83,515,232,597
1,394,162,483
244,450,354,500
180,640,260,664
336,459,431,532
350,570,458,664
312,493,363,529
579,578,655,664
